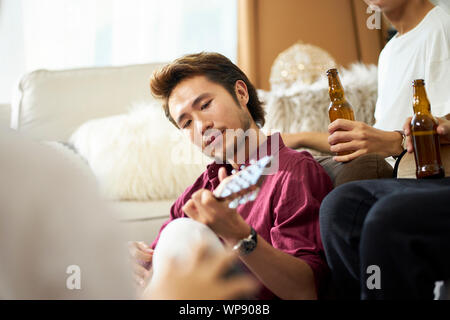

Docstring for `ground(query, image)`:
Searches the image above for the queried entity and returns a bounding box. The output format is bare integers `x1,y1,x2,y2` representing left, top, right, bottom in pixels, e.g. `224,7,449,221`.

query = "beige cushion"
11,63,166,142
397,145,450,178
315,154,394,187
0,104,10,129
112,200,173,243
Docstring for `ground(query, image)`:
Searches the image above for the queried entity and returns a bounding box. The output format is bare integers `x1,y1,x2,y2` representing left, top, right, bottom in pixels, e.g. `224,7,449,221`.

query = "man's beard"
211,114,253,164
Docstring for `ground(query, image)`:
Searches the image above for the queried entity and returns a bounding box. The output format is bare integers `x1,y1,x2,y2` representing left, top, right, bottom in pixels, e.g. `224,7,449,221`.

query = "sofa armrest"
0,103,11,129
110,200,173,243
111,200,173,222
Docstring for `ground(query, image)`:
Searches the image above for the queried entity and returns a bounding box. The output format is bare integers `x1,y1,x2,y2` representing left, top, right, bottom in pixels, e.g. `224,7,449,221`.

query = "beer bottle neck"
413,84,431,114
327,73,345,102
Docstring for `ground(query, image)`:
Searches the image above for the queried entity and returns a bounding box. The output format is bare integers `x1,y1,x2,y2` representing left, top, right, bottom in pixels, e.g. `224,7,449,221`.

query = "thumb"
218,167,228,182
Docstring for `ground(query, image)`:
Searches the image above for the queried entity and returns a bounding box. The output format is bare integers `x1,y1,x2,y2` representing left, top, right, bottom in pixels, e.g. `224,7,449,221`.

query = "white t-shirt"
374,6,450,131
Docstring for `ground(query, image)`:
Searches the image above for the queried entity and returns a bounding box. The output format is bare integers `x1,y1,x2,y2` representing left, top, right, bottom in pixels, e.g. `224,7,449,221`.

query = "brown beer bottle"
411,79,445,179
327,68,355,156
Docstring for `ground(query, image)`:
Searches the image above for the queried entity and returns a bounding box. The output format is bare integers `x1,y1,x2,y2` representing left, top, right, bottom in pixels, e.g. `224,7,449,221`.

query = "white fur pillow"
70,104,210,201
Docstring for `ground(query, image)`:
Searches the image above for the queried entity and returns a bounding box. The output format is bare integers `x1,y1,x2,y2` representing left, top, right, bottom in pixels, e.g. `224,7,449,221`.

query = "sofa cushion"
0,104,10,129
315,154,394,187
11,63,166,142
112,200,173,243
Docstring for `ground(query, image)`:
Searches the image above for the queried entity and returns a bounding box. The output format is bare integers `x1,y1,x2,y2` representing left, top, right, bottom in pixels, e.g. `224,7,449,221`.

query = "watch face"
242,239,257,255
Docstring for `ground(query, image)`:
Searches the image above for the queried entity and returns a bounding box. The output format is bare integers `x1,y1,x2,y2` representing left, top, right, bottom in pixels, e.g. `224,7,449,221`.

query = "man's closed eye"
201,100,212,110
183,120,192,129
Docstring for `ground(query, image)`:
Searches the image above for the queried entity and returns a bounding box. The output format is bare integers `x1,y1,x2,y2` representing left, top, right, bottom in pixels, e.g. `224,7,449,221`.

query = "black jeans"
319,178,450,299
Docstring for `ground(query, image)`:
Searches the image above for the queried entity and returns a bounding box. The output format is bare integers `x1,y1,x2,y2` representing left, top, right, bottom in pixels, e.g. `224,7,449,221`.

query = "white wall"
0,0,237,105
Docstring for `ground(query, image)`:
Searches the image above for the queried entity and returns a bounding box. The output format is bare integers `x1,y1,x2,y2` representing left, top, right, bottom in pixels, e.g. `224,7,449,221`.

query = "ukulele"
213,155,273,208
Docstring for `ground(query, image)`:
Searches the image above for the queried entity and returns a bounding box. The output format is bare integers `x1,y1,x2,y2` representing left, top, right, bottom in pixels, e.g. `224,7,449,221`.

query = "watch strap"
393,130,406,159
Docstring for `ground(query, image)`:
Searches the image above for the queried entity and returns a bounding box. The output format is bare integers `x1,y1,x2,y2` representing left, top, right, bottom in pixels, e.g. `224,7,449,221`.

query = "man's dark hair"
150,52,265,128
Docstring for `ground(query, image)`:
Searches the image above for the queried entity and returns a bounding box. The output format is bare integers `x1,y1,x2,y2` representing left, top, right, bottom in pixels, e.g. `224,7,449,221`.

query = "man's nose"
195,118,214,136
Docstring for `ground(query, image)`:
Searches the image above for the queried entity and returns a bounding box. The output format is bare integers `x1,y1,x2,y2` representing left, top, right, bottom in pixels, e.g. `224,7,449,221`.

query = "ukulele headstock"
213,155,273,208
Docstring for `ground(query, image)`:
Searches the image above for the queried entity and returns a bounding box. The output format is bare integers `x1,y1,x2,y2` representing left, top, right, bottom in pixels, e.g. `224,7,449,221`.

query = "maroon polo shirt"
151,133,333,299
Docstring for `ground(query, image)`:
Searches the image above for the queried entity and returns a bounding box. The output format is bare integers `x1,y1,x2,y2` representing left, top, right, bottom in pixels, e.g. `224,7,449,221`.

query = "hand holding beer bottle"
326,68,405,163
326,68,355,157
403,80,445,179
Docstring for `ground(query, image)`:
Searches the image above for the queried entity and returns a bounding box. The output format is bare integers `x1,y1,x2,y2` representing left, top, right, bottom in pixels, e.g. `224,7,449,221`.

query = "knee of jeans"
156,218,224,253
152,218,224,275
363,193,409,235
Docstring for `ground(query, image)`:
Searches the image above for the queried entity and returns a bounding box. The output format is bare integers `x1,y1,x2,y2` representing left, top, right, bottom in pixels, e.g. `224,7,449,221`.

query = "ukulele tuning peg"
228,198,240,209
239,195,249,205
249,190,259,201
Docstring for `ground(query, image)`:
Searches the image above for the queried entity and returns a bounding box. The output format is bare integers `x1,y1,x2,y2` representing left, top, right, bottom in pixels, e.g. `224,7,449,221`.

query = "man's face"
363,0,408,12
168,75,252,161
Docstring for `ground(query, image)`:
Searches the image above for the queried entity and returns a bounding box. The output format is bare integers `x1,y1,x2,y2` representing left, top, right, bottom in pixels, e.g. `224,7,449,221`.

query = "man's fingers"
328,131,354,146
187,243,211,271
200,189,217,206
209,250,238,278
128,242,153,263
133,274,146,287
191,189,217,210
133,248,153,263
437,120,450,135
136,241,154,253
329,140,359,154
333,149,366,163
133,262,150,279
182,199,198,220
185,189,221,224
403,117,413,136
328,119,356,134
406,135,414,153
218,167,228,182
219,276,258,300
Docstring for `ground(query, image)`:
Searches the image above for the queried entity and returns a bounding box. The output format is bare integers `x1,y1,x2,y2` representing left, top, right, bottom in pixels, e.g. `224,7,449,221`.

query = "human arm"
281,132,332,154
182,189,317,299
327,119,404,162
182,161,330,300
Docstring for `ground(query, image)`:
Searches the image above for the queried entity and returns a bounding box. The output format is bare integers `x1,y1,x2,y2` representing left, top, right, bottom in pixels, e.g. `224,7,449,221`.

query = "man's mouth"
204,129,225,148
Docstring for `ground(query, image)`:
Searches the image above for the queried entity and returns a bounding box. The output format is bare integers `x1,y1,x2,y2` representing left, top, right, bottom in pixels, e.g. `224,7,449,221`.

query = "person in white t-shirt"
283,0,450,164
318,0,450,300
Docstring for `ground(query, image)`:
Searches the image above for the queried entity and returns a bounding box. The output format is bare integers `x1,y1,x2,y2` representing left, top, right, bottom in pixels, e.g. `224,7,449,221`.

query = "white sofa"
9,63,174,243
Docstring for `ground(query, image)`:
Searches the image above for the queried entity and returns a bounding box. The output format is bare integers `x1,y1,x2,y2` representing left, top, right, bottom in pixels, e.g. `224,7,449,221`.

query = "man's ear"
235,80,249,107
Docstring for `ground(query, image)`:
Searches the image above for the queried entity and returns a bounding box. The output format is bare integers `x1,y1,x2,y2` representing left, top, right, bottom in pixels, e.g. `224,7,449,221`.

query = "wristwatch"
232,227,257,256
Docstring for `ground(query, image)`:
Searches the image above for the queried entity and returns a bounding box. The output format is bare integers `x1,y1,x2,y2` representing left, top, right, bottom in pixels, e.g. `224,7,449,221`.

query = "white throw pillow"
70,103,210,201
